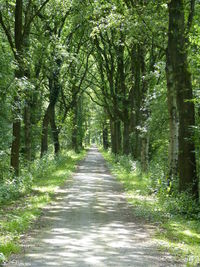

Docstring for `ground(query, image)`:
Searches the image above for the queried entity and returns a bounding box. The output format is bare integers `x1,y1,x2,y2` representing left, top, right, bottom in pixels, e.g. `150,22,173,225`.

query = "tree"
166,0,198,199
0,0,50,174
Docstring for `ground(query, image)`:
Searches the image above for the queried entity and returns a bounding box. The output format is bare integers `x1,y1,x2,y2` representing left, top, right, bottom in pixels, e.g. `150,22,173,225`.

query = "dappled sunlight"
128,193,155,203
53,169,69,176
182,230,200,240
154,218,200,266
7,147,179,266
166,222,200,244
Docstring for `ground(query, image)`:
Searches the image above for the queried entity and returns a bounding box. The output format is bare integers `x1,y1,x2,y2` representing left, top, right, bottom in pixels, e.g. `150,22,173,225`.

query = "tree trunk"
10,0,23,175
114,119,121,154
110,119,115,154
130,45,141,160
117,32,128,155
40,71,61,157
166,55,179,181
103,125,109,150
23,20,32,161
141,134,149,172
167,0,198,199
123,116,129,155
40,105,50,158
24,103,32,161
140,47,149,172
50,106,60,155
72,98,79,153
110,118,121,154
10,101,21,176
77,97,83,150
41,104,60,158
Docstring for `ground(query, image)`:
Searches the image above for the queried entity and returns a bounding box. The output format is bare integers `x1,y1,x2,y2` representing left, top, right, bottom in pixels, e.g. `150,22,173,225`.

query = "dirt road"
6,147,181,266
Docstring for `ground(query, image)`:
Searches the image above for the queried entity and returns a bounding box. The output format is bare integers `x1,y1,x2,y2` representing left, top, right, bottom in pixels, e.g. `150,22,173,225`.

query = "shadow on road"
7,147,181,267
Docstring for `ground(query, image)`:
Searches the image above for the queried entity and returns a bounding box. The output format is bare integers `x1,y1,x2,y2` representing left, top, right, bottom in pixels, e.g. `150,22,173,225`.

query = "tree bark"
103,125,109,150
72,96,79,153
10,0,23,175
123,116,130,155
110,118,121,155
40,68,61,157
141,134,149,172
117,32,129,155
110,119,115,154
166,54,179,181
77,97,83,150
10,98,21,176
50,106,60,155
40,105,50,158
140,47,149,172
114,119,121,154
24,103,32,161
130,45,141,160
167,0,198,199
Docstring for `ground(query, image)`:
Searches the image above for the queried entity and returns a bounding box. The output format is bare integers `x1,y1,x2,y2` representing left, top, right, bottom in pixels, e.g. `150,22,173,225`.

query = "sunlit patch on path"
6,146,182,266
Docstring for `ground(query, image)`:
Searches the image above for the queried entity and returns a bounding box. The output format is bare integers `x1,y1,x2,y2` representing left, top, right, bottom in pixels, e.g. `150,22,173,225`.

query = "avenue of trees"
0,0,200,203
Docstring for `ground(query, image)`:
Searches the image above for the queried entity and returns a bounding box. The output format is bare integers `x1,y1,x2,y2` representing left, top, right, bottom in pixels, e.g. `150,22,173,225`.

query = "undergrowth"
101,149,200,267
0,150,85,264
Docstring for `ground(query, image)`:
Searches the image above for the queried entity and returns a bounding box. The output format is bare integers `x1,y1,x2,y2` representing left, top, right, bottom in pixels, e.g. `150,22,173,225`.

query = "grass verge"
101,149,200,267
0,150,86,264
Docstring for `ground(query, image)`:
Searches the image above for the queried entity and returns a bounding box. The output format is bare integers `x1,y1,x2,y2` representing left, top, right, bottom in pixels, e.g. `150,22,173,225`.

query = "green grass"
0,150,86,263
101,149,200,266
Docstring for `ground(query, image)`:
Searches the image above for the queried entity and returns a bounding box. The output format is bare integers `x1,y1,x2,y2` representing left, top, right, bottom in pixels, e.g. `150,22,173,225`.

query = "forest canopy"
1,0,200,264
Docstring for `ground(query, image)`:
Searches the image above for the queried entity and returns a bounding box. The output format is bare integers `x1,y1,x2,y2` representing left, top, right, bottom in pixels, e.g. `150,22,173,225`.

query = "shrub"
114,154,138,173
0,171,33,204
159,190,200,219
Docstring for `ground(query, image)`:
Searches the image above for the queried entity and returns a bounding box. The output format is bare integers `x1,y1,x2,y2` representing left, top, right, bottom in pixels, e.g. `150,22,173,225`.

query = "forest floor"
4,146,182,267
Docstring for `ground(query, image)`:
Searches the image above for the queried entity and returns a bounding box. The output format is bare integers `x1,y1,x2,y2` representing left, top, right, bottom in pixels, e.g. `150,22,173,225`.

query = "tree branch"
0,11,16,57
187,0,195,33
26,0,51,31
85,90,106,108
58,8,72,37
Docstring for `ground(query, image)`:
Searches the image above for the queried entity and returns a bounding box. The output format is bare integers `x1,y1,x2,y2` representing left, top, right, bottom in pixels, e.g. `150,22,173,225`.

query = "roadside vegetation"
102,149,200,266
1,0,200,265
0,150,85,264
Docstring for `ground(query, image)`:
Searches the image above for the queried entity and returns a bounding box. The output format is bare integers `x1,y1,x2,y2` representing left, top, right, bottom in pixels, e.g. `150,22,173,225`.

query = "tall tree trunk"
77,97,83,150
23,15,32,161
114,119,121,154
72,97,79,153
24,103,31,161
103,124,109,150
40,105,50,158
117,32,129,155
140,48,149,172
167,0,198,199
85,117,91,146
166,54,179,181
41,104,60,157
110,119,115,154
10,0,23,175
141,134,149,172
40,70,61,158
110,118,121,154
123,115,129,155
10,96,21,176
130,45,141,160
50,106,60,155
129,85,136,158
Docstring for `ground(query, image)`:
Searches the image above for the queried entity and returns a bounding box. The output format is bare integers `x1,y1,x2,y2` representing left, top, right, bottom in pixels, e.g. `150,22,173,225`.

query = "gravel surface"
6,146,182,266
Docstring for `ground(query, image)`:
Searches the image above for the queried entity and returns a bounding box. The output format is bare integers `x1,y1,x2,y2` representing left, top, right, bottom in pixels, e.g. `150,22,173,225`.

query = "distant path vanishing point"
6,146,182,267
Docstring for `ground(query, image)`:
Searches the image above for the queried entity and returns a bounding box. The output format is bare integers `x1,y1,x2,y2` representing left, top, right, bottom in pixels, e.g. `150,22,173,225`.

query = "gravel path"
6,146,182,266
